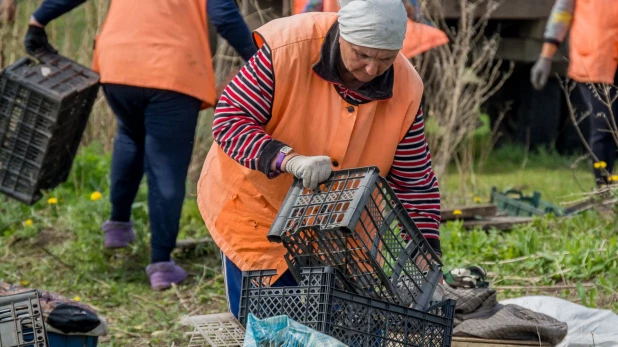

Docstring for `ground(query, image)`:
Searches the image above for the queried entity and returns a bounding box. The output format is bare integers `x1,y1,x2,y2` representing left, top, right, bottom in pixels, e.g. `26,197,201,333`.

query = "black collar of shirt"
312,23,395,102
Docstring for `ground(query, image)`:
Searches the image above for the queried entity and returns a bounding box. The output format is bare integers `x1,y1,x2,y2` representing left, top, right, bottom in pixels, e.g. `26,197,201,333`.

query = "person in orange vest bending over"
295,0,449,59
197,0,441,318
24,0,257,290
530,0,618,187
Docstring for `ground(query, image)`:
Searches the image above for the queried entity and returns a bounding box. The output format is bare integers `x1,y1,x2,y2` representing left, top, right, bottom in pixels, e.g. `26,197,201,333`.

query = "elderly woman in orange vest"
294,0,449,59
24,0,257,290
531,0,618,186
198,0,441,317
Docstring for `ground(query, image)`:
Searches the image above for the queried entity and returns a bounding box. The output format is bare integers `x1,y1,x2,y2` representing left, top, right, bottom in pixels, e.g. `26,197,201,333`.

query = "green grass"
0,144,223,346
0,143,616,346
440,144,597,206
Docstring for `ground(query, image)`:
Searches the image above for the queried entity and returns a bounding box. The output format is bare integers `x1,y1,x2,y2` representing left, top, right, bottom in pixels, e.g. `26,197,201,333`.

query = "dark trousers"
577,72,618,184
102,84,201,263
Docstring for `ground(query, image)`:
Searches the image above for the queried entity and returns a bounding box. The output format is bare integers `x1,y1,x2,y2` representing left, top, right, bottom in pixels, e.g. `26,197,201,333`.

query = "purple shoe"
102,220,136,249
146,261,188,290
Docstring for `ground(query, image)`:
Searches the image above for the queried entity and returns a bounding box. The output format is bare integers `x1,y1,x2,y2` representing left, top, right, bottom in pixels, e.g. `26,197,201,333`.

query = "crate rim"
2,54,100,100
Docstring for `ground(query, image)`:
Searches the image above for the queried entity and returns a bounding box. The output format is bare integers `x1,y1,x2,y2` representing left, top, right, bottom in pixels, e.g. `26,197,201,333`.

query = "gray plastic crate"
0,289,48,347
268,167,442,310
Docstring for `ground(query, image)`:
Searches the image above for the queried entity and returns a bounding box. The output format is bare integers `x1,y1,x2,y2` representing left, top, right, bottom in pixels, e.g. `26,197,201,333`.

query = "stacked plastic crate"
238,167,456,347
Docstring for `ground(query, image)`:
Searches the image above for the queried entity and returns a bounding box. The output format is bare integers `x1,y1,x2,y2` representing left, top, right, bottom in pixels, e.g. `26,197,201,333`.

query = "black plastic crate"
0,289,48,347
239,267,455,347
0,53,100,204
267,167,442,310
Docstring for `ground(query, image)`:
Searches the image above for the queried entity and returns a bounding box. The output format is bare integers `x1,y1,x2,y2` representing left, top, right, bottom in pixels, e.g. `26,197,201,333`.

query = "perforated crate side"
239,268,455,347
0,77,57,204
38,82,98,189
181,313,245,347
267,166,381,242
0,53,100,205
328,292,455,347
238,267,336,331
0,289,49,347
276,167,442,309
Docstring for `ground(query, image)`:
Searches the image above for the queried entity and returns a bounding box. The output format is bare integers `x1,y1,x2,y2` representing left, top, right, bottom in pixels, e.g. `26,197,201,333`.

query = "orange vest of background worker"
25,0,257,290
293,0,449,59
530,0,618,186
198,0,441,318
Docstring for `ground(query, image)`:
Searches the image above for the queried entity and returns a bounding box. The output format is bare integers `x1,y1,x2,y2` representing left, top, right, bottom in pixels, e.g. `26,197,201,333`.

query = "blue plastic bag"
243,314,347,347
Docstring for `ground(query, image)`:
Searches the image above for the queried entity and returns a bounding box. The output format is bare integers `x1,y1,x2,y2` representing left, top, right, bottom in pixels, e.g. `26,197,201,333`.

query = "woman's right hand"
285,155,333,190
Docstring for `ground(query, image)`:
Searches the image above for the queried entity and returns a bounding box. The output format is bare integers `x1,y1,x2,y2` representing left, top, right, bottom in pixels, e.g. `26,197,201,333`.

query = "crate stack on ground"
0,53,100,205
239,167,456,347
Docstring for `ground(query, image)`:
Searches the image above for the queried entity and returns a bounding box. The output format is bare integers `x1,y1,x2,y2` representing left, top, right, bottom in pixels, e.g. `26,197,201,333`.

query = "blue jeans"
222,255,298,319
102,84,201,263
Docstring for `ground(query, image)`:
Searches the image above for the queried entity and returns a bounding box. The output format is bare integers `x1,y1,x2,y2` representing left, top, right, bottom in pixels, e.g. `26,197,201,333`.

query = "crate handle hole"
338,227,352,234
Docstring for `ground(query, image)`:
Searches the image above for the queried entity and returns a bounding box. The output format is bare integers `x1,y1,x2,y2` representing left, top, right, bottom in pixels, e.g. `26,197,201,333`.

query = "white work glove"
530,57,552,91
285,155,332,190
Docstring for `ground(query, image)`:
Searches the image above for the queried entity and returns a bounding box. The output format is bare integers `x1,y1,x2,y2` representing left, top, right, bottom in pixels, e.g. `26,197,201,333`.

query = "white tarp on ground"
500,296,618,347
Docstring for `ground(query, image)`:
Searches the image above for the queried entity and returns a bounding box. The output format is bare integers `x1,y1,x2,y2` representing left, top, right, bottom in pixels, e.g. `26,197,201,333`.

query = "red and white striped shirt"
213,44,441,254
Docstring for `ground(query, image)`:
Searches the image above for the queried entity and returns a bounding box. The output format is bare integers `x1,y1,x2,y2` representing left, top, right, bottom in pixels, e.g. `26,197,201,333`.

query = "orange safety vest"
292,0,338,13
92,0,216,109
568,0,618,84
292,0,448,59
197,12,424,279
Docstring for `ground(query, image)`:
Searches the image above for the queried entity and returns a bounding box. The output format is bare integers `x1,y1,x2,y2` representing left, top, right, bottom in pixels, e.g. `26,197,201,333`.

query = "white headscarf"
337,0,407,50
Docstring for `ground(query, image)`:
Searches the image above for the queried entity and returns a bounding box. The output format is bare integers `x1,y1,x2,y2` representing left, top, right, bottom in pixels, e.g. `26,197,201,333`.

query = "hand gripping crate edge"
0,53,100,205
238,267,456,347
267,166,443,310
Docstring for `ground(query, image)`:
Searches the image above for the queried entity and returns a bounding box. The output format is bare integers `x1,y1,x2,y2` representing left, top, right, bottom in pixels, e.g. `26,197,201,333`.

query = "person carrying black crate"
197,0,442,318
24,0,257,290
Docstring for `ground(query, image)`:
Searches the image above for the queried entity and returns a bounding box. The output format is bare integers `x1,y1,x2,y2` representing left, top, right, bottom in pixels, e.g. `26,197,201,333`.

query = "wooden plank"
442,204,498,221
461,216,533,231
433,0,555,20
452,336,551,347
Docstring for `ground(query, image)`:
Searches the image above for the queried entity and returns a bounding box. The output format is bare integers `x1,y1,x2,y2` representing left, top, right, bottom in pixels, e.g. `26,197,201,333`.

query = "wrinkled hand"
530,57,552,91
285,155,332,190
24,25,57,56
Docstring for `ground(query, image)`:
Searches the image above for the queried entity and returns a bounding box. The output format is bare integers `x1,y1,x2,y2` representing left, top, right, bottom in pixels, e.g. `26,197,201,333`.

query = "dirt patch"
30,228,70,248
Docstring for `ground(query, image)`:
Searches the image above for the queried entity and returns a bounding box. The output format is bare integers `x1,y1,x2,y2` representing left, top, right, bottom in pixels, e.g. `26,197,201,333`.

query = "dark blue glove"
24,25,58,56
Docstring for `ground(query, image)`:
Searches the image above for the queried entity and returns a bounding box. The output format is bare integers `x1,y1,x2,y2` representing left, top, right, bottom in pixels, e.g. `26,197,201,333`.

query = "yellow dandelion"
47,197,58,205
90,191,102,201
24,219,33,226
609,175,618,182
73,296,81,302
473,196,482,203
594,161,607,169
453,209,462,216
19,280,30,287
